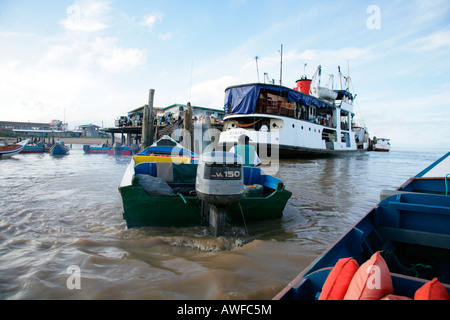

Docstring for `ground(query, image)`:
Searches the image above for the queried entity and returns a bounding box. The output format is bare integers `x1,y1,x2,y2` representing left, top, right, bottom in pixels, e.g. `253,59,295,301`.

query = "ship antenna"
255,56,260,83
279,44,283,86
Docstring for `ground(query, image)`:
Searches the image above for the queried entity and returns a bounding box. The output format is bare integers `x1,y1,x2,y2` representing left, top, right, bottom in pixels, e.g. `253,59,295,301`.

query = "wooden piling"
142,89,155,149
184,102,194,151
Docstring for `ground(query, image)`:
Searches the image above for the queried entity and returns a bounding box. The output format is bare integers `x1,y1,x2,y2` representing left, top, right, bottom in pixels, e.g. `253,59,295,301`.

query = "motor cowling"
196,151,243,206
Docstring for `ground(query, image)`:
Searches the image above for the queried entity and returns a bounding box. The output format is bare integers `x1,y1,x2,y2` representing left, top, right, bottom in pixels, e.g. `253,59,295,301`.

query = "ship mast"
279,44,283,86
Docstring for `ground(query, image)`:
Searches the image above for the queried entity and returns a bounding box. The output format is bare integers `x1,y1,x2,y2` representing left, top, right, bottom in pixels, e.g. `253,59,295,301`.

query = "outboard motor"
113,142,122,155
130,144,140,155
196,152,243,237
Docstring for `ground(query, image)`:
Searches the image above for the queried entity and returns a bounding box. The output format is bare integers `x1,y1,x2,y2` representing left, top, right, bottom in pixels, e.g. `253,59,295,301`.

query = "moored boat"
372,137,391,152
275,151,450,300
21,142,45,154
83,142,140,155
49,141,70,155
0,139,29,159
218,65,370,158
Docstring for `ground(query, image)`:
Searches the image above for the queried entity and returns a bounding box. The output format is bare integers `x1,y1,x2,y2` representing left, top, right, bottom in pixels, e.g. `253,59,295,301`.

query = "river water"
0,145,447,299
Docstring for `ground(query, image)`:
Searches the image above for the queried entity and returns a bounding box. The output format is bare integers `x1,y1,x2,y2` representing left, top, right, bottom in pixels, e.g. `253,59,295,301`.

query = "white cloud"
60,0,111,32
141,12,164,31
89,37,147,73
190,76,238,108
158,32,173,41
404,30,450,51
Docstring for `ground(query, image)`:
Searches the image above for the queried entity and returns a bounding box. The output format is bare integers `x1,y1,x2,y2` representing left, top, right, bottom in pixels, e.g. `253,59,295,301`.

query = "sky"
0,0,449,148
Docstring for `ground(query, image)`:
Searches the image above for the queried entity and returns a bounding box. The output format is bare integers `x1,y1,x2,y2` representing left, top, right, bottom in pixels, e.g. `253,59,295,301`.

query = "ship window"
309,128,311,131
292,124,295,128
301,126,303,129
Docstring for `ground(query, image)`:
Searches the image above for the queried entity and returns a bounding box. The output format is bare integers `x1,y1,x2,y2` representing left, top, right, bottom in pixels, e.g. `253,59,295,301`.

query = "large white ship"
218,66,370,158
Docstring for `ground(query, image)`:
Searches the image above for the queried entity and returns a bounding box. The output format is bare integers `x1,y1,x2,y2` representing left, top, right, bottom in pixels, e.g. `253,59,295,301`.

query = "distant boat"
373,138,391,152
0,139,29,159
83,142,140,156
21,142,45,154
49,141,70,155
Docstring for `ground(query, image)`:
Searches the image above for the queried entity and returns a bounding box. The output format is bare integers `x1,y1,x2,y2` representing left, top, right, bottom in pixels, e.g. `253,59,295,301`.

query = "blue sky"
1,0,449,148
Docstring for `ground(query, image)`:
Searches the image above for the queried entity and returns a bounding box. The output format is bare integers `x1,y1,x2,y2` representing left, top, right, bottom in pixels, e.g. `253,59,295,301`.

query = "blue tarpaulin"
224,84,333,115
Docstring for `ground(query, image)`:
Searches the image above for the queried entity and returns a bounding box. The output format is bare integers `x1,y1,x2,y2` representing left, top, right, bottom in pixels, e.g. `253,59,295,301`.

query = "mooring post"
185,102,194,151
142,89,155,149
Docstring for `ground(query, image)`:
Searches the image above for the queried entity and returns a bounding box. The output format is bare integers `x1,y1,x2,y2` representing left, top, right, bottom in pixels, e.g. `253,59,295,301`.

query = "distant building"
124,103,224,125
159,104,224,120
0,120,79,137
77,124,101,138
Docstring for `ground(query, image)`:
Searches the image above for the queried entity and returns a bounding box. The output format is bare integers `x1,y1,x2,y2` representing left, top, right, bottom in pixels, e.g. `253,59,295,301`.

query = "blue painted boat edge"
415,151,450,177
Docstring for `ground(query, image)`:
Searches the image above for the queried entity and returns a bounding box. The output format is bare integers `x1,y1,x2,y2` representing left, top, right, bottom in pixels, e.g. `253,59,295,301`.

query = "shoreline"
1,137,109,145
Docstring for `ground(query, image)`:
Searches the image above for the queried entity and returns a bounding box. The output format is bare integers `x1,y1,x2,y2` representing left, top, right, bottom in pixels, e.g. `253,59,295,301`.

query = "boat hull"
119,161,291,228
275,192,450,300
50,143,69,155
220,82,367,158
0,140,29,158
218,115,362,159
21,145,45,154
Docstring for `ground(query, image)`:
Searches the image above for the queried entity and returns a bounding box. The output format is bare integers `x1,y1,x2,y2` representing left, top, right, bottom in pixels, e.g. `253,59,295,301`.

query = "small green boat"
118,158,292,229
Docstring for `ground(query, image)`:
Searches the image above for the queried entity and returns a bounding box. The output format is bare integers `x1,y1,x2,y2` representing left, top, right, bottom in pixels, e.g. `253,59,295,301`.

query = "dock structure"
104,90,224,149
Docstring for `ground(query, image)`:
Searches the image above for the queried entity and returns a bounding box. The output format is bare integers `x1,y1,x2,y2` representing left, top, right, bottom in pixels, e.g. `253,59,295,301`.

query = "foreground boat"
49,141,70,155
0,139,29,159
218,65,370,158
118,155,292,230
275,151,450,300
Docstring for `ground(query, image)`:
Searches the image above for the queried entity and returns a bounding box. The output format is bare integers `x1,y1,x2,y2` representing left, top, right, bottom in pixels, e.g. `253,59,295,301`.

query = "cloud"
404,30,450,51
141,12,164,31
89,37,147,73
190,76,238,108
158,33,173,41
60,0,111,32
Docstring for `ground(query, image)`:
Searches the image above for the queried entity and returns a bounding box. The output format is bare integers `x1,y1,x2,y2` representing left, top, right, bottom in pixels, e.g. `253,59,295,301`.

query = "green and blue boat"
118,139,292,229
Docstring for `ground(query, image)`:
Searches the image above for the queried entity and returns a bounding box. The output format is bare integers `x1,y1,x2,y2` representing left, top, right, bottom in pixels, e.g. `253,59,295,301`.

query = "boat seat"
134,162,198,184
374,193,450,249
156,162,173,182
134,162,157,176
377,227,450,250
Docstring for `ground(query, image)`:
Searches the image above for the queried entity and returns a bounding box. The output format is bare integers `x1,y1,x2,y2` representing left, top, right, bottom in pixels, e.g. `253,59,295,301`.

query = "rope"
445,174,449,196
238,202,249,236
233,118,264,128
384,250,433,278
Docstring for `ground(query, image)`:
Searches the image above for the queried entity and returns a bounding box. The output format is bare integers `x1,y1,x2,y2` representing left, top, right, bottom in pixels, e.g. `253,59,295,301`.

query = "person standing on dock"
229,134,261,167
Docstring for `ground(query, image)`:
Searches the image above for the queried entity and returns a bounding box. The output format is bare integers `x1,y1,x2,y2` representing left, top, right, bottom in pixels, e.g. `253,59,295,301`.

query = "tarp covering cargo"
223,83,334,115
